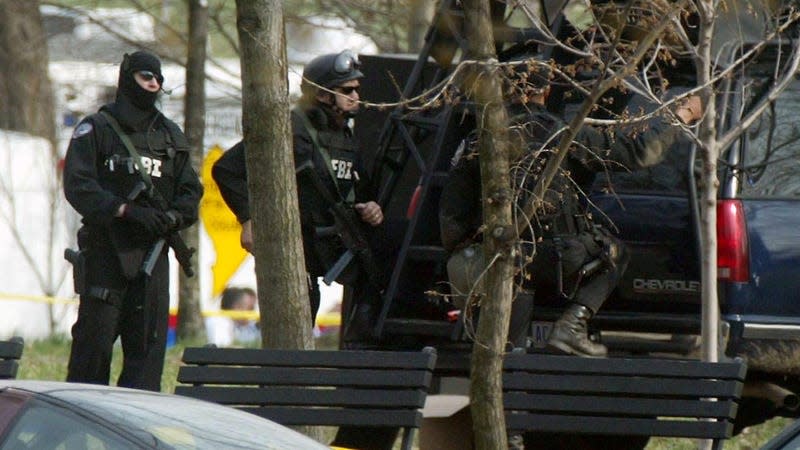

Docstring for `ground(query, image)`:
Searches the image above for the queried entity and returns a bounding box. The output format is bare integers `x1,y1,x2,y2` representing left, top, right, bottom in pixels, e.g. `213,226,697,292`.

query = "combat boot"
546,303,607,357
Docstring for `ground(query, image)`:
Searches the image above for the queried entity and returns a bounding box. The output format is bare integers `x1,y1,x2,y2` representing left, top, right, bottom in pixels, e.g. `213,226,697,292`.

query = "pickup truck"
578,58,800,431
348,0,800,439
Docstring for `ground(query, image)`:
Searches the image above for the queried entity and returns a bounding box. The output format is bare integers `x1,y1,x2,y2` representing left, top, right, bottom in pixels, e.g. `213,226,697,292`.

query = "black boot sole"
546,339,607,358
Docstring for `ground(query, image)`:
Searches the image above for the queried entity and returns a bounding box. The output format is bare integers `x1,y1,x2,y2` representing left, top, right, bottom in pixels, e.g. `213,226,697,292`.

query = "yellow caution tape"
0,292,78,305
0,292,340,327
169,308,341,327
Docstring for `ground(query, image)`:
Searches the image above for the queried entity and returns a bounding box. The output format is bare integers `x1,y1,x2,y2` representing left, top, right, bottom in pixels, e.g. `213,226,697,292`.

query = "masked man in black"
63,51,203,391
440,63,702,357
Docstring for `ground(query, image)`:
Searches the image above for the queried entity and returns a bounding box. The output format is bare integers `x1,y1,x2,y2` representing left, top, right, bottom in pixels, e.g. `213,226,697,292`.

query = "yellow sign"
200,145,248,298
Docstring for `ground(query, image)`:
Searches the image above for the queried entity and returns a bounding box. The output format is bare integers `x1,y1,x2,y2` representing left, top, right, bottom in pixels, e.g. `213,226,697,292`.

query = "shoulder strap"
292,107,355,203
100,111,154,190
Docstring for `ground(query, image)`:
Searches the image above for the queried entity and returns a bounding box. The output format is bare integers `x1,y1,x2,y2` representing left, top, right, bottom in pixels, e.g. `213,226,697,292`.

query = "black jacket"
63,99,202,250
439,102,683,253
212,104,377,276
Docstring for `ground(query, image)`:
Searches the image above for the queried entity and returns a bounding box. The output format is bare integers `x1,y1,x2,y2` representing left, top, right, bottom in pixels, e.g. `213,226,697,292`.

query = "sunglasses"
136,70,159,83
336,85,360,95
334,50,361,75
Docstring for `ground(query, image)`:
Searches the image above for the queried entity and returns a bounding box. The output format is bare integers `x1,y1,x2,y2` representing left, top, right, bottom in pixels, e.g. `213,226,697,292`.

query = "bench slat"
181,347,436,370
505,413,734,438
242,407,422,428
176,345,436,449
503,373,743,398
504,392,738,419
174,386,428,408
504,353,746,380
501,352,745,444
178,366,432,388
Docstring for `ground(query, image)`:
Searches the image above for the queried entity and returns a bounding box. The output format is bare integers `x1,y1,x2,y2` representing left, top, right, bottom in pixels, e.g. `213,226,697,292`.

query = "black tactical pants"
528,229,627,313
67,246,170,392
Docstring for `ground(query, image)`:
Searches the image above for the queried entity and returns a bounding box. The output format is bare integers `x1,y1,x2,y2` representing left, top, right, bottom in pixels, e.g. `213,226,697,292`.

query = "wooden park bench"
0,337,24,380
502,351,746,450
175,346,437,450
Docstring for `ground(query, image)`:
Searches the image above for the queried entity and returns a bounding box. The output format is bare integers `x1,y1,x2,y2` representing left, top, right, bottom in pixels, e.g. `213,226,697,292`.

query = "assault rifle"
128,181,196,278
295,160,383,290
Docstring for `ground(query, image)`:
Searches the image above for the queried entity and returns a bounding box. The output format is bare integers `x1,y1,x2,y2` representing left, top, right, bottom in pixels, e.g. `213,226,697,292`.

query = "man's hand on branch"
355,201,384,226
676,95,703,125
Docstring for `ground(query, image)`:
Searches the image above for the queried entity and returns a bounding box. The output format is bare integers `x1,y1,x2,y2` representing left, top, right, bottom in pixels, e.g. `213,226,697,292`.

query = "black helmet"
301,50,364,96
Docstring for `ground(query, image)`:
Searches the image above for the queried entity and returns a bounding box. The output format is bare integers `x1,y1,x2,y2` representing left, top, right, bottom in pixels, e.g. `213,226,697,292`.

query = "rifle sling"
100,111,156,193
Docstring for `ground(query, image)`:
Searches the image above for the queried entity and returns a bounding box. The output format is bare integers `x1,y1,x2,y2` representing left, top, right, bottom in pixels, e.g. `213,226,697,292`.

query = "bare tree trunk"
695,2,719,449
462,1,514,449
235,0,314,350
0,0,56,144
0,0,64,335
236,2,319,440
177,0,209,343
695,0,720,365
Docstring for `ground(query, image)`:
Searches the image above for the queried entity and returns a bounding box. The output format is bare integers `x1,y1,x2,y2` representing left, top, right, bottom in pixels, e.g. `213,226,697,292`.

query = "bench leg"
400,428,415,450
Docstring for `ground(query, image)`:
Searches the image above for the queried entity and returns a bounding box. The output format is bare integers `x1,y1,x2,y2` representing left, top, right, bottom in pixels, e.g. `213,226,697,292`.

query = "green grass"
15,335,794,449
17,334,191,394
646,418,792,449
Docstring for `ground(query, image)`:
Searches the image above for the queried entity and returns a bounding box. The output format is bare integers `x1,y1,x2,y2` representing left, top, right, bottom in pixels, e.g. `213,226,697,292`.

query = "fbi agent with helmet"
213,50,385,338
63,51,203,391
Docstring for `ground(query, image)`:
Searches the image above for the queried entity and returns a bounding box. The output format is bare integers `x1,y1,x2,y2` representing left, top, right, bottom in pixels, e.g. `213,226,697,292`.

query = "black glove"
165,210,183,230
124,204,171,236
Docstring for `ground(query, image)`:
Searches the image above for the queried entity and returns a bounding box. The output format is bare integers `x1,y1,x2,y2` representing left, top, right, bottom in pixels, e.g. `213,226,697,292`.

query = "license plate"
530,321,553,349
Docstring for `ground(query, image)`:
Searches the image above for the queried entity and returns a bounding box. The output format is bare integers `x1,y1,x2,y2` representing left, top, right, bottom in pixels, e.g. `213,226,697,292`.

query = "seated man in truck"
439,62,702,357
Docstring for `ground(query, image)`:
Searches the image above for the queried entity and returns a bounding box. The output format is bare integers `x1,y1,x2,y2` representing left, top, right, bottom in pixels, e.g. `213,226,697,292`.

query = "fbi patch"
72,122,93,139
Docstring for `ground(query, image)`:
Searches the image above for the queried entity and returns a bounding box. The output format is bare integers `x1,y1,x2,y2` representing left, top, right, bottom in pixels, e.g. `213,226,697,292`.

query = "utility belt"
63,246,124,307
537,211,592,239
84,286,125,307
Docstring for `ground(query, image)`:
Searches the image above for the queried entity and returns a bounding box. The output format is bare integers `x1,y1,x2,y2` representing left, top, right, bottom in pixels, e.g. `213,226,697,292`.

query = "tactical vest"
94,112,185,205
316,128,358,205
294,107,358,203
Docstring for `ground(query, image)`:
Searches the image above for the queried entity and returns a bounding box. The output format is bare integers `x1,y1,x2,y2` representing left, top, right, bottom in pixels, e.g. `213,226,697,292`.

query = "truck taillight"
407,185,422,219
717,199,750,282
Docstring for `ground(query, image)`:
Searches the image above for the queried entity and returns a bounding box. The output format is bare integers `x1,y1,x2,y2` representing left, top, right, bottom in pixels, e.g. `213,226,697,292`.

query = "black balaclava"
117,51,163,111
